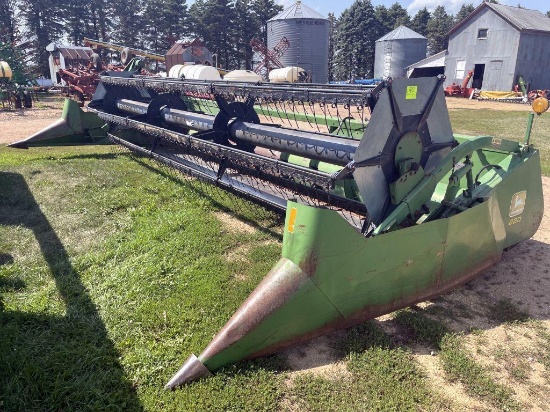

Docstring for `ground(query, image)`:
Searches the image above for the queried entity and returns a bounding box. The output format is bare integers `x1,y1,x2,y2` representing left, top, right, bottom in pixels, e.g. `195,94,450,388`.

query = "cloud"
407,0,480,16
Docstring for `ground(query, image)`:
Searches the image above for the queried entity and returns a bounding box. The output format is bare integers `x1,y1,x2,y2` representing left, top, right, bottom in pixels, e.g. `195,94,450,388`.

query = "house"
444,2,550,91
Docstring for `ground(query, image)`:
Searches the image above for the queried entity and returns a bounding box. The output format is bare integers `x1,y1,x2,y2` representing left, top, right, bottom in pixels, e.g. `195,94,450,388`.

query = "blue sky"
275,0,549,18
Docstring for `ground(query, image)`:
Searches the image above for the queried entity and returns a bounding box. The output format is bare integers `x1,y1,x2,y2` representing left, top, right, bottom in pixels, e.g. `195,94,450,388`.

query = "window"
456,60,466,79
478,28,488,39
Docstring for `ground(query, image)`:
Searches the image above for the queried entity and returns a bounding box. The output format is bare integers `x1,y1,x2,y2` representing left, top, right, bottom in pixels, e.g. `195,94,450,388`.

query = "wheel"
121,47,133,65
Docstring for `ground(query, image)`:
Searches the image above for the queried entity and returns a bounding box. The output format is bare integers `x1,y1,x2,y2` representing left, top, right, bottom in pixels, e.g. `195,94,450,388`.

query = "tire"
121,47,132,65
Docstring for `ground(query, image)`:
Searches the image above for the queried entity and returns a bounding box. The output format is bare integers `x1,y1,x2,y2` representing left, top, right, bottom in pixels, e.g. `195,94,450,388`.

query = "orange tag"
288,207,297,233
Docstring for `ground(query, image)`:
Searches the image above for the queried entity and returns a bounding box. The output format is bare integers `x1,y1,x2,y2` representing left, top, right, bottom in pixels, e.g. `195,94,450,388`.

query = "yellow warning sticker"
406,86,418,100
288,207,297,233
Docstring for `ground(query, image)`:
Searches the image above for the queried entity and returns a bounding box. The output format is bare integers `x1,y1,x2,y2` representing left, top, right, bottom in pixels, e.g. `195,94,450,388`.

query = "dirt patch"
284,333,351,381
215,211,256,235
1,97,66,144
446,97,532,112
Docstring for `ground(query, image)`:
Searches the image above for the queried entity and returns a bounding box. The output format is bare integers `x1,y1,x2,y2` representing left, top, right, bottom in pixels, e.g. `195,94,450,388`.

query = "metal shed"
46,43,93,85
406,50,447,78
374,26,427,79
445,3,550,91
164,38,213,74
267,1,329,84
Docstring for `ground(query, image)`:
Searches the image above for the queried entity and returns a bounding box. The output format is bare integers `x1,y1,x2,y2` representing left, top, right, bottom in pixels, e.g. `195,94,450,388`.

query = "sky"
274,0,550,18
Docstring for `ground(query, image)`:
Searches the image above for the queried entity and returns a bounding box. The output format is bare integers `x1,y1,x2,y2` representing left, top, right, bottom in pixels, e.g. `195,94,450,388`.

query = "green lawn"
1,106,549,411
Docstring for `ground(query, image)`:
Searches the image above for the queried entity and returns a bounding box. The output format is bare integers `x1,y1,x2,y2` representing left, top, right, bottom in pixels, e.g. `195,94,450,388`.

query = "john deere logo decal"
509,191,526,217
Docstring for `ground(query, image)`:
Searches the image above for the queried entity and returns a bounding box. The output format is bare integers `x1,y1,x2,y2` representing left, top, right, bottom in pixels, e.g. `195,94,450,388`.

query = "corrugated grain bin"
374,26,427,79
0,61,13,80
269,66,306,83
267,1,328,84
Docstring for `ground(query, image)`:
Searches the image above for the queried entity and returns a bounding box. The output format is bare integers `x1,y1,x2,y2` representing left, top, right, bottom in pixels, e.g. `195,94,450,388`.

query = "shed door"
485,60,503,91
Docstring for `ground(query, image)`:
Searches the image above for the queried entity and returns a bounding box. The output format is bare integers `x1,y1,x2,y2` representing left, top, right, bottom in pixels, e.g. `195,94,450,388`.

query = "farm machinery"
9,73,547,389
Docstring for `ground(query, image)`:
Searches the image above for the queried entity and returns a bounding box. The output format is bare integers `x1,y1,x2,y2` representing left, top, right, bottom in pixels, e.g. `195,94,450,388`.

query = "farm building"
406,50,446,78
267,0,329,84
45,43,93,85
374,26,427,79
444,2,550,91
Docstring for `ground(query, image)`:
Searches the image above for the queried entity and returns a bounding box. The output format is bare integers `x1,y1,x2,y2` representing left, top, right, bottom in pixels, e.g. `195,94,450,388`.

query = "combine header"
10,73,546,389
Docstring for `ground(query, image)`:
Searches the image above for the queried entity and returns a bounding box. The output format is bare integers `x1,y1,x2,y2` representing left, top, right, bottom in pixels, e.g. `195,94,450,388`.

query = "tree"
426,5,453,55
333,0,380,81
375,3,410,37
327,12,336,82
455,3,475,24
110,0,144,48
142,0,188,55
20,0,65,76
410,7,431,37
251,0,283,47
233,0,259,69
0,0,18,45
388,3,410,28
190,0,238,69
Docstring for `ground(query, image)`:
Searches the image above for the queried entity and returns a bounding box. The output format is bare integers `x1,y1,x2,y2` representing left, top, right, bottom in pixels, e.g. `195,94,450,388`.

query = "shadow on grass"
0,172,143,411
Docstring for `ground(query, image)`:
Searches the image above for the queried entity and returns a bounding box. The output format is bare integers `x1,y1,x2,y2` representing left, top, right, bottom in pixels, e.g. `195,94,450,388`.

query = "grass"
1,104,550,410
448,107,550,175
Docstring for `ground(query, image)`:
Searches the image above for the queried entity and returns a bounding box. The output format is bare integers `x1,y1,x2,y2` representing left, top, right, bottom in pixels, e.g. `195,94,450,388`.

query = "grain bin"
374,26,427,79
267,1,329,84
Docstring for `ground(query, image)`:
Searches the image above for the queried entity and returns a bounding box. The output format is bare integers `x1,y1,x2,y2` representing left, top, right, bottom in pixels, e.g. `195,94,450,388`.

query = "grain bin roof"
376,26,426,42
268,1,325,21
449,3,550,35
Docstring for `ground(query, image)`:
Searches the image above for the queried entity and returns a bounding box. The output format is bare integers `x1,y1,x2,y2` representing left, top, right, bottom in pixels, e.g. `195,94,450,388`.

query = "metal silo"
374,26,427,79
267,1,329,84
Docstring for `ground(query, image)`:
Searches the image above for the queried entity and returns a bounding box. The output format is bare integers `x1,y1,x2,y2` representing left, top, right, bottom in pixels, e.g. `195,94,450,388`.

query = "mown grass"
448,107,550,175
1,104,549,410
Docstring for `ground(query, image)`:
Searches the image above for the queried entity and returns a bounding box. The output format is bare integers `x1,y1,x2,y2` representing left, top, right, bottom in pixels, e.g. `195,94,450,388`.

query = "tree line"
1,0,549,83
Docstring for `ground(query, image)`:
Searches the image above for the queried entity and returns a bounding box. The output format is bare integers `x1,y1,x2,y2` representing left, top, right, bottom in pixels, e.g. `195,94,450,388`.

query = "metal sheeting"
374,28,427,79
267,1,329,84
57,47,92,61
268,1,325,21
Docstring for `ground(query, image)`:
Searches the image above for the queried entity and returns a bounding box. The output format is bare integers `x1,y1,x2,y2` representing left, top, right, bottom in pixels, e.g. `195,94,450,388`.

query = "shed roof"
449,3,550,35
57,46,92,60
376,26,426,42
405,50,447,70
268,1,325,21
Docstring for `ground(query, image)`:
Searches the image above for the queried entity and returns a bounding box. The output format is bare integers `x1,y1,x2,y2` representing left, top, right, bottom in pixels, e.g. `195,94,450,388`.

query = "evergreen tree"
388,3,410,28
233,0,259,69
251,0,283,46
327,12,336,82
375,3,409,37
20,0,65,76
410,7,431,37
142,0,188,54
426,6,453,55
190,0,237,69
375,6,392,36
455,3,475,24
334,0,380,81
0,0,18,45
111,0,144,48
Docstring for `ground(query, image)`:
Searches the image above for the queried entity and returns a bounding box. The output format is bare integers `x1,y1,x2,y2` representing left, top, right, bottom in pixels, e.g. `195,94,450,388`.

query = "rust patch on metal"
246,253,502,360
299,250,319,278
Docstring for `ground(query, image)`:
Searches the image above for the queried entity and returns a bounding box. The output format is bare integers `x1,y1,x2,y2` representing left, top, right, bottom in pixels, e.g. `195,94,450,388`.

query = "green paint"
193,135,543,373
